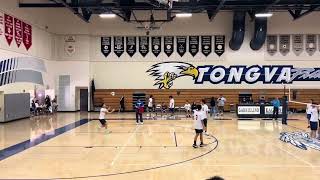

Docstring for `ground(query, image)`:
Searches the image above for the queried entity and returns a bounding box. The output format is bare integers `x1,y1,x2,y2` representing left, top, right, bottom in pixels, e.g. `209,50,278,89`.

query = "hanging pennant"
151,36,161,57
22,21,32,50
201,36,212,57
0,12,4,37
279,35,290,56
305,34,316,56
114,36,124,57
266,35,278,56
139,36,149,57
176,36,187,57
14,18,22,47
64,35,76,56
126,36,136,57
292,34,303,56
214,35,225,56
164,36,174,57
189,36,199,57
101,37,111,57
4,14,13,46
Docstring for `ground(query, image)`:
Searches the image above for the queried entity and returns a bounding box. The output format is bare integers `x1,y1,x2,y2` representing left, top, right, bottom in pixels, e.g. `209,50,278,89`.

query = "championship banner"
176,36,187,57
64,35,76,56
22,21,32,50
114,36,124,57
279,35,290,56
266,35,278,56
4,14,13,46
151,36,161,57
164,36,174,57
139,36,149,57
126,36,136,57
201,36,212,57
14,18,22,47
101,37,111,57
0,12,4,36
189,36,199,57
214,35,225,56
147,61,320,89
292,34,303,56
306,34,316,56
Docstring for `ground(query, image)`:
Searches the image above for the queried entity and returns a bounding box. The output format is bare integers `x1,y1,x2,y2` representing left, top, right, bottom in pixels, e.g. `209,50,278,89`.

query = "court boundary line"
0,126,218,180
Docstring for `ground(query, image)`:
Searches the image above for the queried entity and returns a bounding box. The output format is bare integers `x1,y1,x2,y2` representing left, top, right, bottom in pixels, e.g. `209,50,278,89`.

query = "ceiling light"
176,13,192,18
99,13,116,18
255,13,273,18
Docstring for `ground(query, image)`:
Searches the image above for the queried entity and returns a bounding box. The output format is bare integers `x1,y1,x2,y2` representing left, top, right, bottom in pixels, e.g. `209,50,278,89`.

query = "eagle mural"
147,62,199,89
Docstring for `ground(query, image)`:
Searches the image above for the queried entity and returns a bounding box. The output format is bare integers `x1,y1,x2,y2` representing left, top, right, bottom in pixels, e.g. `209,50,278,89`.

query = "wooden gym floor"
0,112,319,180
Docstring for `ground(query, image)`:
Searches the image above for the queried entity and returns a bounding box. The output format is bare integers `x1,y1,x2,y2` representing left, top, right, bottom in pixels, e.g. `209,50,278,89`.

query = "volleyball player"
201,99,209,135
193,105,205,148
99,103,115,132
309,103,318,139
306,99,313,128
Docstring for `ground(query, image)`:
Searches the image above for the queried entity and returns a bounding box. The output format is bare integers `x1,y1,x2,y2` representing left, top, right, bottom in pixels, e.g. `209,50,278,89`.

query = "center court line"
110,125,140,166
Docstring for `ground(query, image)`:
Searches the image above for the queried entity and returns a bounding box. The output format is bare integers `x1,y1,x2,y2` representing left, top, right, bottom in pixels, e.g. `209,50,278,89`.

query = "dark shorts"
310,121,318,131
307,114,311,121
99,119,107,125
203,118,207,127
195,129,203,134
169,108,174,113
218,106,224,112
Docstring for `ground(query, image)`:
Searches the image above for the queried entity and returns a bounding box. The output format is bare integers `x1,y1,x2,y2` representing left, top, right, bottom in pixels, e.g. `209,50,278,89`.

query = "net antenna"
284,84,320,107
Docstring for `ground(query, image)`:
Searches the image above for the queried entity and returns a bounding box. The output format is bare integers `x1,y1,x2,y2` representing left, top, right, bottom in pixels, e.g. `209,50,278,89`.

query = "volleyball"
110,92,115,96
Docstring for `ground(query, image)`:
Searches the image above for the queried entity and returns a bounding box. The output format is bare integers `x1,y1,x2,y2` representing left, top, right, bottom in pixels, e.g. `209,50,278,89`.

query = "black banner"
201,36,212,57
126,36,136,57
214,35,225,56
114,36,124,57
139,36,149,57
177,36,187,57
164,36,174,57
151,36,161,57
101,37,111,57
189,36,199,57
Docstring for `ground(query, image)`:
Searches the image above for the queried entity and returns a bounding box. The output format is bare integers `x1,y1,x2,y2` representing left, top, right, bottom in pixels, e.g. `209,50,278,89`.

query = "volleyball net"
284,84,320,110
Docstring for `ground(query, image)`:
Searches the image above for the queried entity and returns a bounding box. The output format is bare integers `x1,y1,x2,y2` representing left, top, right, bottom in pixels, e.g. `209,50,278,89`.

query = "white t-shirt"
35,103,40,108
306,103,312,114
184,103,191,111
202,104,209,118
169,98,175,108
148,98,153,107
217,97,226,106
193,110,204,129
310,106,319,122
99,108,107,119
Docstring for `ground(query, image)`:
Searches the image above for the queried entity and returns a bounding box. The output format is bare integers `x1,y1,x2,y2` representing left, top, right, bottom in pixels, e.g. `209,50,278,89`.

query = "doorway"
80,89,88,111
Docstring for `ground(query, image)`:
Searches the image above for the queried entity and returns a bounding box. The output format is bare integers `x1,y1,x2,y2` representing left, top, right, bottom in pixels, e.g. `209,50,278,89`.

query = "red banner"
4,14,13,46
14,18,22,47
22,21,32,50
0,12,4,36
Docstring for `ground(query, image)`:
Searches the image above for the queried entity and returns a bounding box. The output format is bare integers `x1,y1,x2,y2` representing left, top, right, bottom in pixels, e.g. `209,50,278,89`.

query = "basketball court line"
0,119,90,161
247,126,315,168
110,125,139,166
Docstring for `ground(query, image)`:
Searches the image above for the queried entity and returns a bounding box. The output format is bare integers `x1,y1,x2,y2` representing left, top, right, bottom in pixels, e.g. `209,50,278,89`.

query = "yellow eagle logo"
147,62,199,89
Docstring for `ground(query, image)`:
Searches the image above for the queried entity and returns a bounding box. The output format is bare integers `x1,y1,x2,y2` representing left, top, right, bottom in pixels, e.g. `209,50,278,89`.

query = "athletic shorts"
195,129,203,134
307,114,311,121
218,106,224,112
310,121,318,131
169,108,174,113
203,118,208,127
99,119,107,125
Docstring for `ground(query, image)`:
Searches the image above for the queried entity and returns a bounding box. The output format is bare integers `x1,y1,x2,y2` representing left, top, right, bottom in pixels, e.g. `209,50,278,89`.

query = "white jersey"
217,97,226,106
169,99,175,108
193,110,204,129
310,107,319,122
148,98,153,107
184,103,191,111
99,108,107,119
202,104,209,119
306,103,312,114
